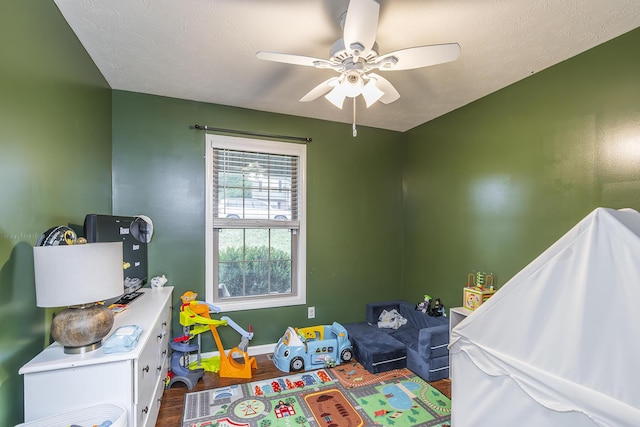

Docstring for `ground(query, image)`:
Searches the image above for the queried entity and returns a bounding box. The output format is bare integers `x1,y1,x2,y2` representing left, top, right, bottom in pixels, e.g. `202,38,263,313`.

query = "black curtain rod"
193,124,312,143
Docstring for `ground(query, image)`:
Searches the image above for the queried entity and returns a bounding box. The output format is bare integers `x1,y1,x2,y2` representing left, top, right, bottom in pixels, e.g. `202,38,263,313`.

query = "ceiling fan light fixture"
342,71,363,97
325,84,347,109
362,78,384,107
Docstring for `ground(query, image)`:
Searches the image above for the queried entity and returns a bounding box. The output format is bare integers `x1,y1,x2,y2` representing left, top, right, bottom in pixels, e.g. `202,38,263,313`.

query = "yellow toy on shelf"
464,271,496,311
178,291,257,379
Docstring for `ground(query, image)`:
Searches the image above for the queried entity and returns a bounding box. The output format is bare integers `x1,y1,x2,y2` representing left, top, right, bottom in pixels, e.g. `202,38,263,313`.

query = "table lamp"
33,242,124,354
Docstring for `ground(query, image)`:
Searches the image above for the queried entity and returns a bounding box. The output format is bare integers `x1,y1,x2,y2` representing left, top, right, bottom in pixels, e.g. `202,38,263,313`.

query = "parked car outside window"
218,198,290,220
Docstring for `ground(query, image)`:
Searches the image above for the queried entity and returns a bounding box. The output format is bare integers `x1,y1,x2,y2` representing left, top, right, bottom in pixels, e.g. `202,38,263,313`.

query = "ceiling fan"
256,0,461,113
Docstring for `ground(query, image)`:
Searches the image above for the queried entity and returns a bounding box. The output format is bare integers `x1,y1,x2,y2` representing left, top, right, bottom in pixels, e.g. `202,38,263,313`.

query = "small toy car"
273,322,353,372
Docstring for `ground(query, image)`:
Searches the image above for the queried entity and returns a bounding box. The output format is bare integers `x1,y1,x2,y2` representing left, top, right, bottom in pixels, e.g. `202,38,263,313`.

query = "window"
205,134,306,311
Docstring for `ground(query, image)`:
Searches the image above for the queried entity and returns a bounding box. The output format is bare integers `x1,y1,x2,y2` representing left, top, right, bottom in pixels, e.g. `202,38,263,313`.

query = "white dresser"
20,287,173,427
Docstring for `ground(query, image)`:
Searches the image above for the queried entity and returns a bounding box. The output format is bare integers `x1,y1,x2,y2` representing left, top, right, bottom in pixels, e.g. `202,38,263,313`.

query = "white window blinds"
213,148,300,229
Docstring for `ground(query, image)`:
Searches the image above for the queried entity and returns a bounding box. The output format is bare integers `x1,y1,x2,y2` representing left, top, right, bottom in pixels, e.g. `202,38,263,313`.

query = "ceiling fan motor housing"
330,38,379,64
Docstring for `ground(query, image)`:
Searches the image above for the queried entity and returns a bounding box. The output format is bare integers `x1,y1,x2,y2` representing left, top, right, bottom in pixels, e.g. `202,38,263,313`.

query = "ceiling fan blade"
368,73,400,104
343,0,380,57
376,43,461,71
300,77,340,102
256,51,334,68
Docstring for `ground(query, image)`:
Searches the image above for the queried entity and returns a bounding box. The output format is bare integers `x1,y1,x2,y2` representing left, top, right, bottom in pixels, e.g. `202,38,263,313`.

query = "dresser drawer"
137,371,165,427
135,348,168,427
136,298,171,406
157,302,171,364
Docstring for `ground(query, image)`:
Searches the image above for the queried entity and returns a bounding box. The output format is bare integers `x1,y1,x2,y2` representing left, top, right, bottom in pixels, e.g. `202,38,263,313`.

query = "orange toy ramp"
209,325,257,379
222,346,258,379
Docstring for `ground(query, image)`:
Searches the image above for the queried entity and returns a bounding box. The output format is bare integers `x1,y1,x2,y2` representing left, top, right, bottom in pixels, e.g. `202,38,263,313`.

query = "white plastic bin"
16,404,126,427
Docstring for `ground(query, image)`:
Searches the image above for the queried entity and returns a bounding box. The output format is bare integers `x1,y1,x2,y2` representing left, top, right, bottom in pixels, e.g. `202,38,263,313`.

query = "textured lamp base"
51,303,115,354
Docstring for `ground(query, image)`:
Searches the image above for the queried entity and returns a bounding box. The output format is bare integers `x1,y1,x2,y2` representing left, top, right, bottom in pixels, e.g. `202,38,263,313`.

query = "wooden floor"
155,354,451,427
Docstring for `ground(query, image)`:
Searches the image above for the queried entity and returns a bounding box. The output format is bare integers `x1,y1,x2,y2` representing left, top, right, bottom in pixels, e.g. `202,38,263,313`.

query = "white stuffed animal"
150,275,168,288
377,309,408,329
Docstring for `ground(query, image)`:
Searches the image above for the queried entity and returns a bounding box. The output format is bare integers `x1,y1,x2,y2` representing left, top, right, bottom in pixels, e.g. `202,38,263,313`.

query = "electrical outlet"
308,306,315,319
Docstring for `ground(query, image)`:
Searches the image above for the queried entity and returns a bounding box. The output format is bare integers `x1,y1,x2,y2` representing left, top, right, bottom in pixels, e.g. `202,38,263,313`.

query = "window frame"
205,134,307,312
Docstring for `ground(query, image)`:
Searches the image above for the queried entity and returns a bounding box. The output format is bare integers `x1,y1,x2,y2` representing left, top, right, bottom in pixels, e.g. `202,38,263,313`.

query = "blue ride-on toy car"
273,321,353,372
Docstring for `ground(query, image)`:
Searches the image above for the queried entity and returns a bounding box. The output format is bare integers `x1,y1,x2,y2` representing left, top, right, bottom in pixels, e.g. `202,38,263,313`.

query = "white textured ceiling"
53,0,640,132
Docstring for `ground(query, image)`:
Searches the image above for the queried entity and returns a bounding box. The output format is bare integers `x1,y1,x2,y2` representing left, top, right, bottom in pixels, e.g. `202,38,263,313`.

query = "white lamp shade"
325,84,348,109
33,242,124,307
343,76,363,98
362,79,385,107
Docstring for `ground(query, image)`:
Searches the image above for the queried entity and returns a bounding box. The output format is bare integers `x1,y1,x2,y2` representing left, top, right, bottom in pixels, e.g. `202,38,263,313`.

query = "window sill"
210,294,306,312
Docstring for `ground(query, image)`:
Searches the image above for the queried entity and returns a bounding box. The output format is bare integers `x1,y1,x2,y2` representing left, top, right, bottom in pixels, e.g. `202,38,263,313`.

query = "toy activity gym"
168,291,257,390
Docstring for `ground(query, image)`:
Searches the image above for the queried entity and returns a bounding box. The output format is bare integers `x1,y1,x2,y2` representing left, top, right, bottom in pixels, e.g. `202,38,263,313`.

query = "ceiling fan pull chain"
352,97,357,137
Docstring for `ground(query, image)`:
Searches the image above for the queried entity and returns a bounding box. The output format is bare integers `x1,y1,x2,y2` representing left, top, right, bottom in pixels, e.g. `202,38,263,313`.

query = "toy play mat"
181,361,450,427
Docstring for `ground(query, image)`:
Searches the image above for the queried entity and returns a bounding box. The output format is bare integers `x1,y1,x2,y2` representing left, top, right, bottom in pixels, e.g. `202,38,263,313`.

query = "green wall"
111,91,405,349
403,27,640,307
0,1,112,425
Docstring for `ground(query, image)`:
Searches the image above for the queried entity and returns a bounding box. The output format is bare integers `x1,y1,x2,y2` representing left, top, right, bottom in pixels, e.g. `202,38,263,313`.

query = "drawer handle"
142,406,149,414
143,365,150,373
157,334,163,340
157,365,162,372
162,349,167,356
162,321,167,327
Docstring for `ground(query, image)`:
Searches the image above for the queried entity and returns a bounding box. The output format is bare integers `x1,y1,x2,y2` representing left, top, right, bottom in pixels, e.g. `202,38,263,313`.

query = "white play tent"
450,207,640,426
